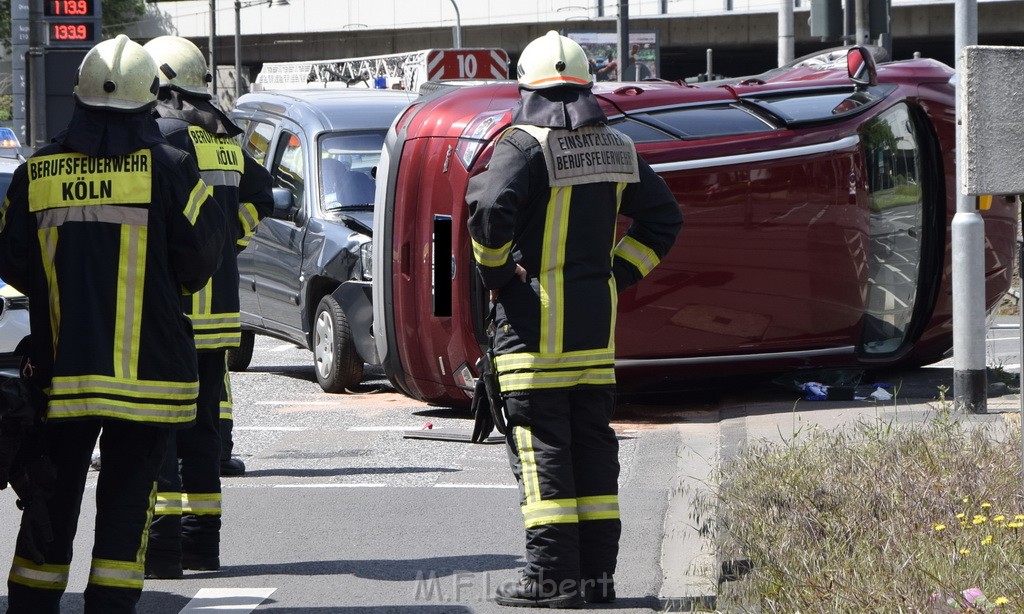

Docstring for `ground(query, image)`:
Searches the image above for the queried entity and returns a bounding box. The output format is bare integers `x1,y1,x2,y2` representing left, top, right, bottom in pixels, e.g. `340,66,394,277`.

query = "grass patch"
694,392,1024,612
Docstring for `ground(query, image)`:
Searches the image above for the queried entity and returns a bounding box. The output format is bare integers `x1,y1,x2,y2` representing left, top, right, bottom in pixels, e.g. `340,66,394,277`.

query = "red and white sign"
426,49,509,82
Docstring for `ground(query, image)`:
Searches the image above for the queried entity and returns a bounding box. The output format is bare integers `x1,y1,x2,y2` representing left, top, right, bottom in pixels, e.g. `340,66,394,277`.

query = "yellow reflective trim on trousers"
9,556,70,590
471,237,512,268
38,226,60,353
522,498,579,528
154,491,183,515
182,492,222,515
27,151,153,211
577,494,620,521
88,558,144,590
614,235,660,278
189,127,245,173
51,374,198,399
540,187,570,355
239,201,259,243
494,348,614,371
114,224,146,380
190,313,241,327
138,481,156,564
499,368,616,392
183,180,213,225
514,426,541,505
48,398,197,423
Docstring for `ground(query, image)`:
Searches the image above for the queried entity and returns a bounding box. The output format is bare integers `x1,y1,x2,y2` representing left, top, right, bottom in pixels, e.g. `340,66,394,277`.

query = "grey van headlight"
359,242,372,281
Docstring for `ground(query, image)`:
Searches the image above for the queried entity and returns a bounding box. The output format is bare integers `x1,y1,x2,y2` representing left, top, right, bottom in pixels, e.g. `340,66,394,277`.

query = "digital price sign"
44,1,95,17
44,0,100,48
49,22,95,43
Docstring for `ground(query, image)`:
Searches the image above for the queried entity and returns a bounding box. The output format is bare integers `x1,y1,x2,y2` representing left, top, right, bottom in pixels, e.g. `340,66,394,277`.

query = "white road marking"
433,483,517,489
348,426,429,431
271,344,298,352
178,587,276,613
272,483,387,488
253,401,339,406
233,426,305,431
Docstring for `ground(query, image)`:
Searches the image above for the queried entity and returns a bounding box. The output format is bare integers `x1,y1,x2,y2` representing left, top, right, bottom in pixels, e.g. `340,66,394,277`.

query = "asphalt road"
0,336,695,613
0,319,1019,613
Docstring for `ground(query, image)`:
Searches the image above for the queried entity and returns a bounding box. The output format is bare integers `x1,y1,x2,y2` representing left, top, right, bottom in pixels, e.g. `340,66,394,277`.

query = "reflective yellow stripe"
238,201,259,246
522,498,579,528
614,235,660,278
28,151,152,211
114,224,146,380
190,280,214,317
38,226,60,352
37,204,149,229
499,368,616,392
195,333,242,350
514,426,541,505
615,182,626,214
494,348,614,371
9,556,69,590
0,196,10,233
50,375,198,399
471,238,512,268
200,169,241,188
88,558,144,590
154,492,183,515
182,492,222,516
189,127,244,173
577,494,620,521
189,313,240,327
183,180,213,225
221,363,234,420
540,187,571,355
47,398,197,423
139,482,156,563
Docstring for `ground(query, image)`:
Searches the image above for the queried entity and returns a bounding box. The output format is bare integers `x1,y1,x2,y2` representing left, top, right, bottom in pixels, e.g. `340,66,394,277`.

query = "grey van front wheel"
313,295,364,393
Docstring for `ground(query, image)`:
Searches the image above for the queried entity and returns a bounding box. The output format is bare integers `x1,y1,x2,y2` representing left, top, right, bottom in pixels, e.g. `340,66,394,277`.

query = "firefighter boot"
145,514,183,579
494,575,583,609
182,514,220,571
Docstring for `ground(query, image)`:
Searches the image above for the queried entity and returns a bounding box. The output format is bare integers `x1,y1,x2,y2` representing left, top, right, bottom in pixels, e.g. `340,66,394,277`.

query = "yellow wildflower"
933,524,946,532
963,496,971,503
981,502,992,509
994,515,1006,523
981,535,993,545
1015,514,1024,521
956,513,966,520
995,597,1010,606
960,548,971,555
973,515,988,525
1008,522,1024,529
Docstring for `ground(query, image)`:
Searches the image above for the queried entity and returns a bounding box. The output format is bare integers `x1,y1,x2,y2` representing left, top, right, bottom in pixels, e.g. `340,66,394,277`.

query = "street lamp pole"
209,0,217,98
448,0,462,48
234,0,289,101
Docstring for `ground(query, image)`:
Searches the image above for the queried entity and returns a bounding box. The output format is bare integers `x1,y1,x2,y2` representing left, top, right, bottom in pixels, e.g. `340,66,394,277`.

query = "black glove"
0,376,42,490
470,376,494,443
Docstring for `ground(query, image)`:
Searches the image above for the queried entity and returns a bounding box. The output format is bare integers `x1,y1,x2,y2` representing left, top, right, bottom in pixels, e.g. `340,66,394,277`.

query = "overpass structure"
129,1,1024,102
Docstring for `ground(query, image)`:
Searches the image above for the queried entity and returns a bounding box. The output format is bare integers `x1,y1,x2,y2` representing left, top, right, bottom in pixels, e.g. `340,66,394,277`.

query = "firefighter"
466,31,682,608
0,34,225,613
140,35,273,578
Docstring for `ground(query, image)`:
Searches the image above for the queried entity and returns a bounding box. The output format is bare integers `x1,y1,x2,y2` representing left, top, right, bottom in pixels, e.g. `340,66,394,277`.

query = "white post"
778,0,794,67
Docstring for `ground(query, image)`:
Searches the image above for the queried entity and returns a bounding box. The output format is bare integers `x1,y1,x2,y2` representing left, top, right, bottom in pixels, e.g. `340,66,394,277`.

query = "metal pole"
617,0,629,80
234,0,241,101
855,0,868,45
778,0,794,67
209,0,217,98
706,48,713,80
952,0,985,413
28,0,45,149
448,0,462,48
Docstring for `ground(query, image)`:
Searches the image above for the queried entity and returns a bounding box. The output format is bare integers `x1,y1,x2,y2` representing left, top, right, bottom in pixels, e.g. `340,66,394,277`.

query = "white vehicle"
0,127,29,368
254,48,509,92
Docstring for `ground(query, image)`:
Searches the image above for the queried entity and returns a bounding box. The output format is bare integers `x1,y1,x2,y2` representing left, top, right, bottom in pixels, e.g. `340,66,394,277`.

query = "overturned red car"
372,47,1017,408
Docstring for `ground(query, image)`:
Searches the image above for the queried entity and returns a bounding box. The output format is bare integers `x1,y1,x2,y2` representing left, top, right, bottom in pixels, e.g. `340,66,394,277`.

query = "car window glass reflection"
319,131,386,210
273,131,305,208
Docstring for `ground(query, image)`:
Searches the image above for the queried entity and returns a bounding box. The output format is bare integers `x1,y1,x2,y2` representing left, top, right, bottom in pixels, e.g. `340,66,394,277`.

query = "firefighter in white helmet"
141,35,273,579
0,34,225,613
467,31,682,607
